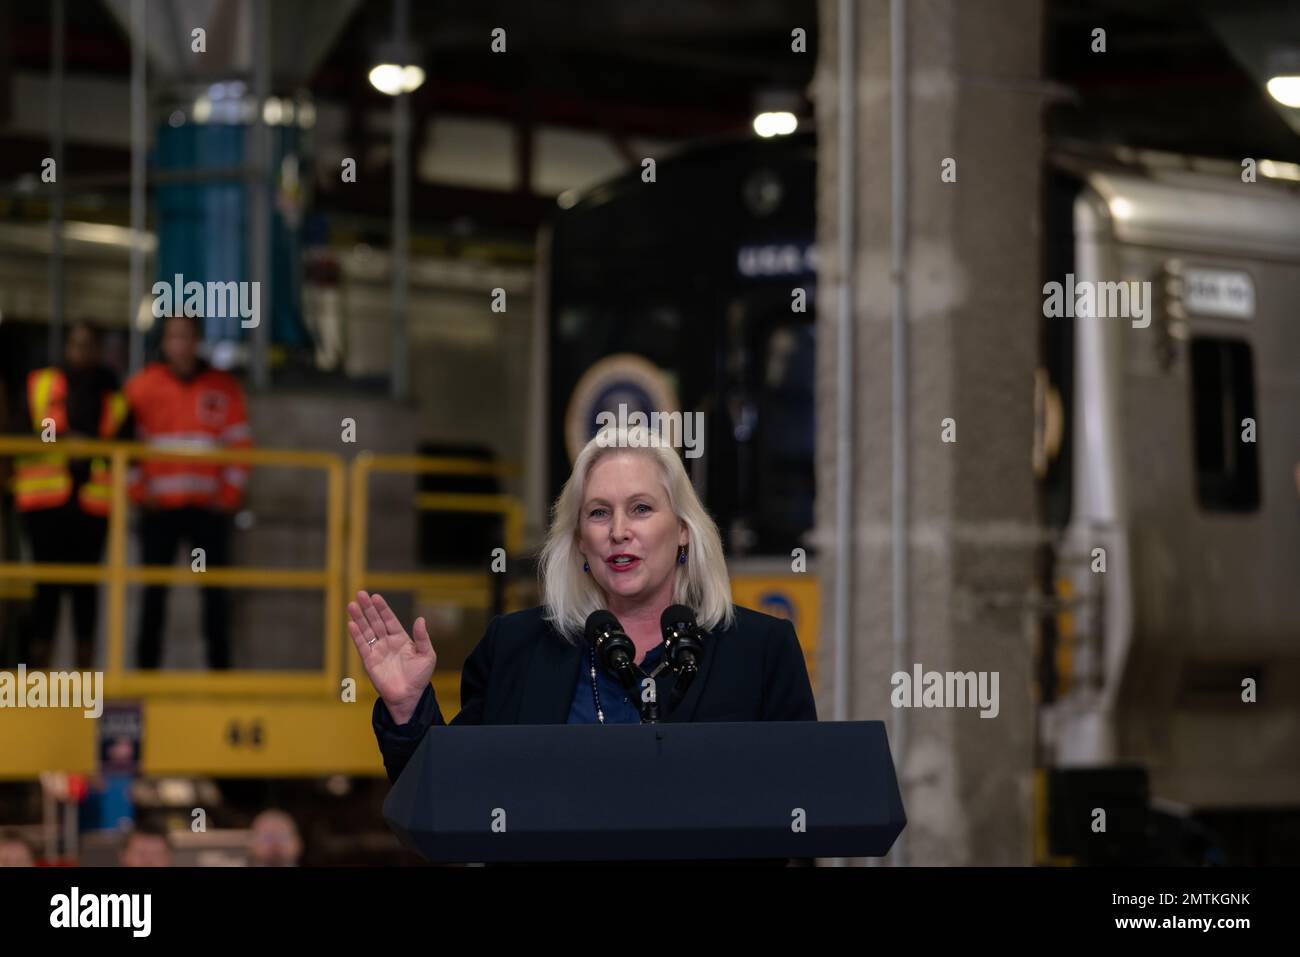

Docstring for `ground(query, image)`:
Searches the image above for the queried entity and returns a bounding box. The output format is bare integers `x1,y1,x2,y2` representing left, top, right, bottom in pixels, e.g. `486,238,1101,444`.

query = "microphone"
584,610,639,693
661,604,704,714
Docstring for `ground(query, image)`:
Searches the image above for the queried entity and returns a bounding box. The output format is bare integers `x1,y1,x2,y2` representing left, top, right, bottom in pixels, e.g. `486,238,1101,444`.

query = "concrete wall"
815,0,1043,865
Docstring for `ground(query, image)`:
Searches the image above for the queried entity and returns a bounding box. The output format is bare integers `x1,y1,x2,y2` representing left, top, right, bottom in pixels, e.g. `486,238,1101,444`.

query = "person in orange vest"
125,313,252,670
8,321,128,669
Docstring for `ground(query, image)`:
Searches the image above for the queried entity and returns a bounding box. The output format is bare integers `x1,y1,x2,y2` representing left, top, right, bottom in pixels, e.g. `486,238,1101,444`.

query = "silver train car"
1039,155,1300,840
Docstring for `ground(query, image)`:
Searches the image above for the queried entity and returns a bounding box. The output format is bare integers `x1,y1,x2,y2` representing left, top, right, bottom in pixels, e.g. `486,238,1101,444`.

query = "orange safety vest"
11,368,128,516
124,363,251,510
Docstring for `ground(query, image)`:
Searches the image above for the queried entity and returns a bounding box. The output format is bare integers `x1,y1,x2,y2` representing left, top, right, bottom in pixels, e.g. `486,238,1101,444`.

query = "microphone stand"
604,653,659,724
620,662,665,724
665,662,698,717
638,670,660,725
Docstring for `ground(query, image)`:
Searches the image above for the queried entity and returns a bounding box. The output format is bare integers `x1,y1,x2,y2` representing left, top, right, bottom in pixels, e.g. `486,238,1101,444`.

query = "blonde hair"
539,426,734,641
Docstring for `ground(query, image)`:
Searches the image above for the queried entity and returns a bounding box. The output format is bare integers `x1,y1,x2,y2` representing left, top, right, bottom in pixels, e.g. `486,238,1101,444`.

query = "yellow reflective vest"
11,368,128,516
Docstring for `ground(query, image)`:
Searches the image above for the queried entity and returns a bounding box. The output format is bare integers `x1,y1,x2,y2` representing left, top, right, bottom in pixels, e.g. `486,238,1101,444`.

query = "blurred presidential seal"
564,354,682,464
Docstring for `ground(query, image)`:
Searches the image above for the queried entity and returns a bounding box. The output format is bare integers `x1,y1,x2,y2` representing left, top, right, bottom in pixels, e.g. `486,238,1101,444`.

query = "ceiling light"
1266,74,1300,108
753,111,798,138
369,62,425,96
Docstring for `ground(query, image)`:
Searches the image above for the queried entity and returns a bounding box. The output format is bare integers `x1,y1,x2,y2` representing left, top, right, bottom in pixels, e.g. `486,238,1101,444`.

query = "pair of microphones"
583,605,705,723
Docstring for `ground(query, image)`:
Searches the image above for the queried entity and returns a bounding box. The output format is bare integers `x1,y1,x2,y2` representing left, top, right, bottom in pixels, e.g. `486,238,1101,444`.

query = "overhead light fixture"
1259,158,1300,181
369,40,425,96
753,111,799,138
370,65,425,96
1265,49,1300,108
1266,74,1300,108
752,88,803,138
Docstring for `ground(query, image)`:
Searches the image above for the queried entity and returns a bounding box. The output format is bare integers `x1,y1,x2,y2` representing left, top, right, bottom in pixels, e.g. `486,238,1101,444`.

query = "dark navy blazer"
372,603,817,783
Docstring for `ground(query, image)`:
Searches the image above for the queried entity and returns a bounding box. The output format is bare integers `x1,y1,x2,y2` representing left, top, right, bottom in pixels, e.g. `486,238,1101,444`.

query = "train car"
533,132,821,664
1036,153,1300,862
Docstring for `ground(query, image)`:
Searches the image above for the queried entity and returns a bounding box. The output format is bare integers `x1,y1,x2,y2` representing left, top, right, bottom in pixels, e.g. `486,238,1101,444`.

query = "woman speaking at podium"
348,426,816,783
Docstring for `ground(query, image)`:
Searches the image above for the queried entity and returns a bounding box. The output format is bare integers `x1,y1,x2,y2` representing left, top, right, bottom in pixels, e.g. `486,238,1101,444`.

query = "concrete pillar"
815,0,1043,865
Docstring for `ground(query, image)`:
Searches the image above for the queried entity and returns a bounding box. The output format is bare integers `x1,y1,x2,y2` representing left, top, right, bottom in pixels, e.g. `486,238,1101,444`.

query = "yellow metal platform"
0,436,819,781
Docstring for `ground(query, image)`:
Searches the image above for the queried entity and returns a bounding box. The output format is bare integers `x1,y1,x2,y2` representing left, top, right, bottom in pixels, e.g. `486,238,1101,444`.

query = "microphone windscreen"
660,604,697,633
584,609,622,644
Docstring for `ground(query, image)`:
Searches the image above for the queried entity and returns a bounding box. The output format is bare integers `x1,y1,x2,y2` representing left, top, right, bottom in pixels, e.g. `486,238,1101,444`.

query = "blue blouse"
566,642,672,724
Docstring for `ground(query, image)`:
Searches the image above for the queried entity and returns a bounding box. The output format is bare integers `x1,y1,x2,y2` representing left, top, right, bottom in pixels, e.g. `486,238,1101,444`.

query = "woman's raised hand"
347,590,437,725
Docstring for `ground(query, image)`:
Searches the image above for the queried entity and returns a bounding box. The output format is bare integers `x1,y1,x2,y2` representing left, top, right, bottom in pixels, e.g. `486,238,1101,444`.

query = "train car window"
1189,337,1259,512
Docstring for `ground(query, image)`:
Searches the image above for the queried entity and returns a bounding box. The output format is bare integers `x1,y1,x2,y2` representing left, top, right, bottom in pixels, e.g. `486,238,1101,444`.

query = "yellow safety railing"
345,452,526,706
0,436,344,698
0,439,527,709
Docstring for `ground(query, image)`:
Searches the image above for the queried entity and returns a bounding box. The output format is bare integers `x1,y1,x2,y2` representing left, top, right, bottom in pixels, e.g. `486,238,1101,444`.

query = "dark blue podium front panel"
383,721,906,862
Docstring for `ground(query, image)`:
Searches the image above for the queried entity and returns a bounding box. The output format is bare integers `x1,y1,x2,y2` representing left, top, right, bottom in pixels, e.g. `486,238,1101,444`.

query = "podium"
383,721,906,863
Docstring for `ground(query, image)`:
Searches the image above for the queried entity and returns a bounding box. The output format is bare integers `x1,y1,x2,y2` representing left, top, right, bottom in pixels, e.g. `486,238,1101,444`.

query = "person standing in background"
119,820,173,867
8,321,127,669
124,314,252,670
0,831,36,867
248,809,303,866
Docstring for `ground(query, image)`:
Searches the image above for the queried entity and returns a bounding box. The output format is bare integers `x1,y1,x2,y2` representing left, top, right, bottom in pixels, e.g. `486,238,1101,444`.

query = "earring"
678,548,687,565
583,560,589,573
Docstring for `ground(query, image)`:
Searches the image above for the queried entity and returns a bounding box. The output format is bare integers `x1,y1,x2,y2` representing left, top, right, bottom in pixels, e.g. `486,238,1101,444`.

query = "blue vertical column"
153,114,306,352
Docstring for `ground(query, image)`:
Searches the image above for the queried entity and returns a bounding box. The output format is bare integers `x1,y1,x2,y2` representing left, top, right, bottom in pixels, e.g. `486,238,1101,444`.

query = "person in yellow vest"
8,321,128,669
